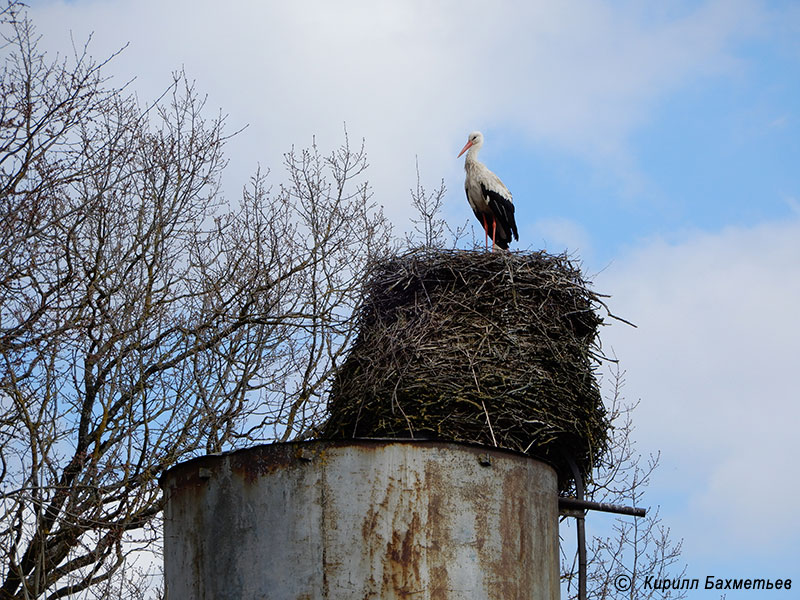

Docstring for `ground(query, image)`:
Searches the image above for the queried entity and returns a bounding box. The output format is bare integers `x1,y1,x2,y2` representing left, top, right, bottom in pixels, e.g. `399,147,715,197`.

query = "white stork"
458,131,519,251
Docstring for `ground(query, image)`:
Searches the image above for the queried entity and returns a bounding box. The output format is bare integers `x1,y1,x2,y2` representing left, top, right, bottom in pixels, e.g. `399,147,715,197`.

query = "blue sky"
25,0,800,595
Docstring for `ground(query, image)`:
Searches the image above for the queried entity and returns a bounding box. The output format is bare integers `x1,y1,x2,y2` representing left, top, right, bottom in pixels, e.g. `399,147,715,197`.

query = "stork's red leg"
482,214,489,251
492,218,497,251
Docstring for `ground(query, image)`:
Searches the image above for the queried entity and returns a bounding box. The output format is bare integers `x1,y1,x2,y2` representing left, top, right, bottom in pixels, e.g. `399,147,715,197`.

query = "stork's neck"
463,145,482,168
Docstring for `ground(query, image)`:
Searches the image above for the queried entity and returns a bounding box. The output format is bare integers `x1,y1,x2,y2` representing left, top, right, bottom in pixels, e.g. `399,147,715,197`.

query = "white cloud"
528,217,593,257
596,218,800,556
27,0,769,228
786,195,800,216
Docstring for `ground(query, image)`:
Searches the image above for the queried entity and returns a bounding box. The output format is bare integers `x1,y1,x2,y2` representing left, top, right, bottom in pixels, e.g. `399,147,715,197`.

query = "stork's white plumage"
458,131,519,251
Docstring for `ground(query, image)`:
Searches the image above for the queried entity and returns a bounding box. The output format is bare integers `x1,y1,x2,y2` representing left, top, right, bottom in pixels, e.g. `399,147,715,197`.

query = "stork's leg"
492,218,497,251
482,214,489,251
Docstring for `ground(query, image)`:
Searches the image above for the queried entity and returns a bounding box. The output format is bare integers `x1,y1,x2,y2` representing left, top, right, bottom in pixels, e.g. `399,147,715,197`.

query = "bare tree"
561,366,686,600
0,4,391,598
405,159,448,248
405,159,473,250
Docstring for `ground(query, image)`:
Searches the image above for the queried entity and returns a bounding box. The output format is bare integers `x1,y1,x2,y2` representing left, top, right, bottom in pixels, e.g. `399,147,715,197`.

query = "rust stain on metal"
158,456,219,502
424,459,451,600
429,565,450,600
386,511,424,596
228,442,328,484
508,466,536,598
229,444,294,483
360,476,394,544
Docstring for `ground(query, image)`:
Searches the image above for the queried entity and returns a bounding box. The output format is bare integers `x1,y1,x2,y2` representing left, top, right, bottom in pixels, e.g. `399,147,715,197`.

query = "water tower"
160,250,635,599
160,440,559,599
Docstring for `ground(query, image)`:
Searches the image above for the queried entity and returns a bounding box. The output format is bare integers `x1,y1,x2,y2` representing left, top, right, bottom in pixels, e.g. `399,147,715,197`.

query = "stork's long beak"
457,140,473,158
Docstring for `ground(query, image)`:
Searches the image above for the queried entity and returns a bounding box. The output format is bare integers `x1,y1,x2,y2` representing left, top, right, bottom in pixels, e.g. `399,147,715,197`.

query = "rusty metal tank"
159,440,559,599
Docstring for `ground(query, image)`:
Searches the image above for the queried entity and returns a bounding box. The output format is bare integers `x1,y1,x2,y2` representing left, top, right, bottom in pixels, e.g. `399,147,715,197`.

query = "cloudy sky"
26,0,800,591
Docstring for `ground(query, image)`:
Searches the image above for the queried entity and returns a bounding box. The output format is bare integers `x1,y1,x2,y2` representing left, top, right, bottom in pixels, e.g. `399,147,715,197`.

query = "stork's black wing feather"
482,184,519,249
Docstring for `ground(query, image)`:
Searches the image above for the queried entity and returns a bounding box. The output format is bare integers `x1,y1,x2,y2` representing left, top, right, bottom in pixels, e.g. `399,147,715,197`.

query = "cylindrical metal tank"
160,440,559,600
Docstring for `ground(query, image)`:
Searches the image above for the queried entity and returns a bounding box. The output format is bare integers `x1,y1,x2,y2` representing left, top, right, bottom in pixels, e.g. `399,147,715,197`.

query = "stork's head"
457,131,484,158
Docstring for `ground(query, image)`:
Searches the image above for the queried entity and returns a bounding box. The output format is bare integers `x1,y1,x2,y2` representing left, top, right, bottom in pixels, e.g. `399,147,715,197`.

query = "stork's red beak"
457,140,473,158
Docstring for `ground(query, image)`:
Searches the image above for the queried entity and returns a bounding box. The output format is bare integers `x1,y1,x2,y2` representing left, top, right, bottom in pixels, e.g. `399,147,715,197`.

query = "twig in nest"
481,400,498,447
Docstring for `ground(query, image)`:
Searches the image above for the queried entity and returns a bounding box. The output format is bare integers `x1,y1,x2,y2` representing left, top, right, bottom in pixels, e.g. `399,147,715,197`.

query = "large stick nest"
321,249,611,489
